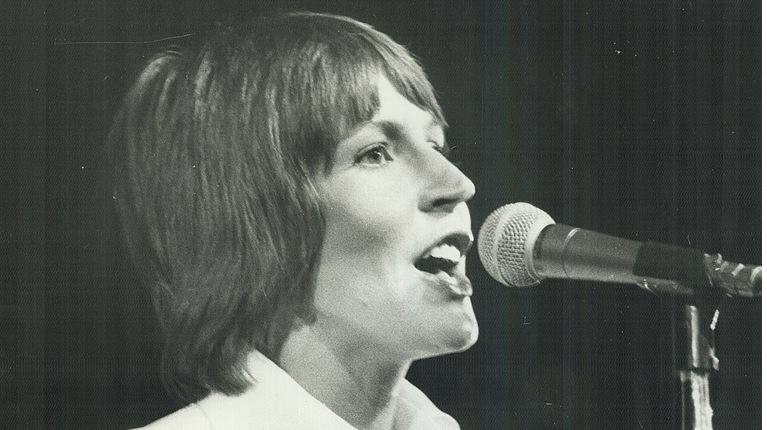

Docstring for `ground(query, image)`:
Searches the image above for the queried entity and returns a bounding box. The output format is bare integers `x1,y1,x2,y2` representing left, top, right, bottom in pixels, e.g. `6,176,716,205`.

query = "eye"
431,141,462,167
355,143,393,166
431,141,449,156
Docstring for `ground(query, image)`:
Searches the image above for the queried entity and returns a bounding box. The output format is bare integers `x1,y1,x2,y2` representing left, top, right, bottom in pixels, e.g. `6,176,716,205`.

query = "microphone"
477,203,761,298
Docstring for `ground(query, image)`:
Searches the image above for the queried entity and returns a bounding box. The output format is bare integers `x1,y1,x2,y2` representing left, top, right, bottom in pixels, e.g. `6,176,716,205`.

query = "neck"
278,321,412,430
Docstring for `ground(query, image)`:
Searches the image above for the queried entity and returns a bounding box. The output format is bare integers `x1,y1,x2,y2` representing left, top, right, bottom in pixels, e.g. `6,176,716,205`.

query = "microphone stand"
670,252,762,429
673,301,718,430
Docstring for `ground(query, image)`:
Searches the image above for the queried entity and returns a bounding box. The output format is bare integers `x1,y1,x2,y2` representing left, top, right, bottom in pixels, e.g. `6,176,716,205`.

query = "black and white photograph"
5,1,761,429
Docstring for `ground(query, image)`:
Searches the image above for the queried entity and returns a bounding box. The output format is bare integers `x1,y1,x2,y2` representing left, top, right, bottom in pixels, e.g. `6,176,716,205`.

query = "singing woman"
110,12,477,429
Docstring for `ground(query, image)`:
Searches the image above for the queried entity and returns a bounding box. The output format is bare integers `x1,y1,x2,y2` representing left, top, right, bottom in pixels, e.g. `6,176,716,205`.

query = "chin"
447,316,479,352
421,305,479,358
449,297,479,350
423,330,478,359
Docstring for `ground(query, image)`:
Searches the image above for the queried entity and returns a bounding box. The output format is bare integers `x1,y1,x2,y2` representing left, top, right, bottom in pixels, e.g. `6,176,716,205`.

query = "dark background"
5,0,760,429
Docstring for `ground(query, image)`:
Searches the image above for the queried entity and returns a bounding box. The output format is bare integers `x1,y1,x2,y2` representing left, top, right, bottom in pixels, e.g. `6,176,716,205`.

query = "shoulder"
129,404,210,430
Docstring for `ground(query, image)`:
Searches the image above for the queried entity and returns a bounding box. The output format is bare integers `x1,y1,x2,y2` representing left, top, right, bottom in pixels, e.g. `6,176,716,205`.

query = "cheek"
315,207,410,308
311,242,420,341
320,177,416,257
312,177,420,315
308,176,479,355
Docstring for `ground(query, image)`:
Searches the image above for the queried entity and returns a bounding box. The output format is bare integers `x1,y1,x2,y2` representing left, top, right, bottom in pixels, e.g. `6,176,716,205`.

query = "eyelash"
353,141,456,167
434,142,462,168
432,141,450,157
354,143,394,166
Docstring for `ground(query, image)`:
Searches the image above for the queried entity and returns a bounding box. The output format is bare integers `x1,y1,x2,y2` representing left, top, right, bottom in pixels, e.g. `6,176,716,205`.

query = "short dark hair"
108,12,445,402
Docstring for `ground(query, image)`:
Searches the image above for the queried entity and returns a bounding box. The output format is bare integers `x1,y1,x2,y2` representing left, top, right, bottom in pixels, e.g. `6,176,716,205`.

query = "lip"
416,264,473,298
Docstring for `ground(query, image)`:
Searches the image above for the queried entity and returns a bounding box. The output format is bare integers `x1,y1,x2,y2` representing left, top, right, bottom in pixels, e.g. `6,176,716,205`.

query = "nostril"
431,197,458,210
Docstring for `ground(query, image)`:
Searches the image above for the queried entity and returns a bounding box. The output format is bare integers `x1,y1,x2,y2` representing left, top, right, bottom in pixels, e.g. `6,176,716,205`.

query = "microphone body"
534,223,641,285
478,203,761,298
533,223,702,296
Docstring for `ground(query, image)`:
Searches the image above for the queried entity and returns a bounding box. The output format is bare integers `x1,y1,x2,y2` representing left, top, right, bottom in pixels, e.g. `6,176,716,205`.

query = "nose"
418,155,476,213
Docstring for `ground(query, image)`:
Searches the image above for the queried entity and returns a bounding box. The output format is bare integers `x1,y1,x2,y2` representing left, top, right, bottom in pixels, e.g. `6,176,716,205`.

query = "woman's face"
310,76,478,360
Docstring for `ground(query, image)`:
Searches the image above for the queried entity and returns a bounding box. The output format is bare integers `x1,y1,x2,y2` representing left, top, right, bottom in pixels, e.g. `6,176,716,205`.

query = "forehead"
370,76,444,134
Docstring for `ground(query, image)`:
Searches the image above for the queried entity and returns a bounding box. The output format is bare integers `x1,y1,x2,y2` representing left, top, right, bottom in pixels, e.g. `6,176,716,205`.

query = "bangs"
266,13,446,168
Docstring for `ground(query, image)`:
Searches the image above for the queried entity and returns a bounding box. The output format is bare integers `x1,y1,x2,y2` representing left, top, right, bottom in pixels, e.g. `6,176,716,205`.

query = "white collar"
190,350,460,430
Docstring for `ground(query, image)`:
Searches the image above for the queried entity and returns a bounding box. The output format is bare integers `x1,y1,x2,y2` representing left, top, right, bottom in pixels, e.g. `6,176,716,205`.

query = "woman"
110,12,477,429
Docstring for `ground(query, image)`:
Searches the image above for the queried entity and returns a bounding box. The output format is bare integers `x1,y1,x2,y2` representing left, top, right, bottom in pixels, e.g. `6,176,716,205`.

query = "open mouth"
413,232,473,276
414,244,462,275
413,233,474,297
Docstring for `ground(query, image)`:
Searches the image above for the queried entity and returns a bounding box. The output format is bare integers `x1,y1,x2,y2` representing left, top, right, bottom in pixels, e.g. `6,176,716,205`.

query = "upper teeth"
426,243,461,263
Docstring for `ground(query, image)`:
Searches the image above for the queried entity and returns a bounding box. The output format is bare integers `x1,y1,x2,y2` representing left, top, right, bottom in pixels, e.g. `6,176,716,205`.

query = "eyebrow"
368,117,445,140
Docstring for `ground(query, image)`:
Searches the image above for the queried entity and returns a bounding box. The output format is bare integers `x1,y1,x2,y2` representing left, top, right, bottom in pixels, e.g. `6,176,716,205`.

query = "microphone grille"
478,203,555,287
